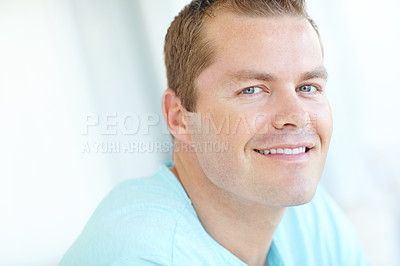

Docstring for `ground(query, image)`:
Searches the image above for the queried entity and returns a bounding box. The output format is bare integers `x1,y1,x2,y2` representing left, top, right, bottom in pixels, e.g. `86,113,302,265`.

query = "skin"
163,12,332,266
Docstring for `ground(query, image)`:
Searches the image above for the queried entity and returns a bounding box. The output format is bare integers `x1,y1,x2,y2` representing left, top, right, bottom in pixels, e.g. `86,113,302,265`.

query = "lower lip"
254,149,311,161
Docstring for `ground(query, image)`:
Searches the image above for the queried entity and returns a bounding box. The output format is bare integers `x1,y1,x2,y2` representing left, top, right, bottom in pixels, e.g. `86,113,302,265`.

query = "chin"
284,182,319,207
288,195,315,207
252,180,318,208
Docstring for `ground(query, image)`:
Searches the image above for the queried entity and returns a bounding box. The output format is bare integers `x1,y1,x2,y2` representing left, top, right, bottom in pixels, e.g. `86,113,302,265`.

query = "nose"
271,90,310,130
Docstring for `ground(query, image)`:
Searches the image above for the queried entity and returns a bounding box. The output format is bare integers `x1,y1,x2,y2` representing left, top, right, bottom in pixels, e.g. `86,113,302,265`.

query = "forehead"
200,13,323,78
204,12,320,50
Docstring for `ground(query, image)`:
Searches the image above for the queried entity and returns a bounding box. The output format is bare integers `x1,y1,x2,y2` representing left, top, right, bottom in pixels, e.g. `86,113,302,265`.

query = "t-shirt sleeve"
58,207,176,266
59,179,183,266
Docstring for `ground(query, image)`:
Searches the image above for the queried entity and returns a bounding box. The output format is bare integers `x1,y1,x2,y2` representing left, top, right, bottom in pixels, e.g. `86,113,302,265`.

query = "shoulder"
60,167,192,265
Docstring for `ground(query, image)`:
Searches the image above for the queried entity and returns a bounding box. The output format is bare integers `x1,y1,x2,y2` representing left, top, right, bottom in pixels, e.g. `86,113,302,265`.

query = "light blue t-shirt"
60,163,370,266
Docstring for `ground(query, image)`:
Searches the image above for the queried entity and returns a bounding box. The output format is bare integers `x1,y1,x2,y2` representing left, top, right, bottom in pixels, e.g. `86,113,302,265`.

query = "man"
60,0,370,265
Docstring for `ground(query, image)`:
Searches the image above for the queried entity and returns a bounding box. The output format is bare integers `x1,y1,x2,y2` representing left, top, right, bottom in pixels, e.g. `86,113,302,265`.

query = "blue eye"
242,86,263,94
298,85,318,93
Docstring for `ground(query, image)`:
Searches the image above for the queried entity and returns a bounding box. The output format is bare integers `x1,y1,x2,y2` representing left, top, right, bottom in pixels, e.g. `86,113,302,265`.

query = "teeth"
257,147,307,155
284,148,292,154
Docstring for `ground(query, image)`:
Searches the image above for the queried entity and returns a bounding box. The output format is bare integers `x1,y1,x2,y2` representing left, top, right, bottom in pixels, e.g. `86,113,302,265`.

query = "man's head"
163,0,332,208
164,0,321,112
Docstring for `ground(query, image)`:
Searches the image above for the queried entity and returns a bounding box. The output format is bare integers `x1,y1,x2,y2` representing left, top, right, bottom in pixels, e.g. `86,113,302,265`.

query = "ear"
162,88,192,144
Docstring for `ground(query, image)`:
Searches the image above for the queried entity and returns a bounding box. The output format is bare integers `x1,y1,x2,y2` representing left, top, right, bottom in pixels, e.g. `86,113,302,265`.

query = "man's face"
184,13,332,207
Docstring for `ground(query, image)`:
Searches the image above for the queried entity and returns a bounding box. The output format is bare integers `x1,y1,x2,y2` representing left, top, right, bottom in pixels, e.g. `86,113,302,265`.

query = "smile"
255,147,309,155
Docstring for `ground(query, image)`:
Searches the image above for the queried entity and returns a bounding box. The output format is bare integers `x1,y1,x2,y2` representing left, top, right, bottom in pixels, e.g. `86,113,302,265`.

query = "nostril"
273,112,310,129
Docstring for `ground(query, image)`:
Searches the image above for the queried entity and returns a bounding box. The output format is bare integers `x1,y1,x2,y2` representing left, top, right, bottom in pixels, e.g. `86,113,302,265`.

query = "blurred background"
0,0,399,265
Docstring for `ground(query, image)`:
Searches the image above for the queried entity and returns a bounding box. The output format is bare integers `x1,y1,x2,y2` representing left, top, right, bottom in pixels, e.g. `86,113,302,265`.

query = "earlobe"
162,88,191,143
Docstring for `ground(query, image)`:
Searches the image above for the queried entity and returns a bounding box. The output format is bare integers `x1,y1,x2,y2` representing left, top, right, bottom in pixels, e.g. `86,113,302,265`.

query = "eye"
241,86,263,94
297,84,318,93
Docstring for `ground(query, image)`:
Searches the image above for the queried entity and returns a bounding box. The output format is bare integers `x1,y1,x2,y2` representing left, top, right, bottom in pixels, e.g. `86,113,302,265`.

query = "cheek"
253,113,277,134
203,106,257,138
314,102,333,146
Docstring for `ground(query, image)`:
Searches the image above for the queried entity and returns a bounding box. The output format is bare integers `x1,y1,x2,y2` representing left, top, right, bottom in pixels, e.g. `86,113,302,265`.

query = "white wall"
308,1,400,264
0,0,398,265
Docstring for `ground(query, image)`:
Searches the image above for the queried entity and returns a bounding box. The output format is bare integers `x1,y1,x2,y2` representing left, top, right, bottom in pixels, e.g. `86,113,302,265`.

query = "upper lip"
256,143,314,150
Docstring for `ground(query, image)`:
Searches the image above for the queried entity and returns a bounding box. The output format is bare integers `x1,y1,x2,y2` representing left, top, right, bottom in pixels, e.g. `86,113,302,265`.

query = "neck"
171,149,286,266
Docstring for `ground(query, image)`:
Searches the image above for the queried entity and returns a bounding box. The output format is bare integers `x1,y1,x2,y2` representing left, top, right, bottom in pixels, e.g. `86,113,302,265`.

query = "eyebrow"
301,66,328,81
227,70,275,82
226,66,328,82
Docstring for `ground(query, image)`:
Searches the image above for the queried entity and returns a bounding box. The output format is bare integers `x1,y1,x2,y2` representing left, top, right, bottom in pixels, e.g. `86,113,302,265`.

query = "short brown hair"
164,0,320,112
